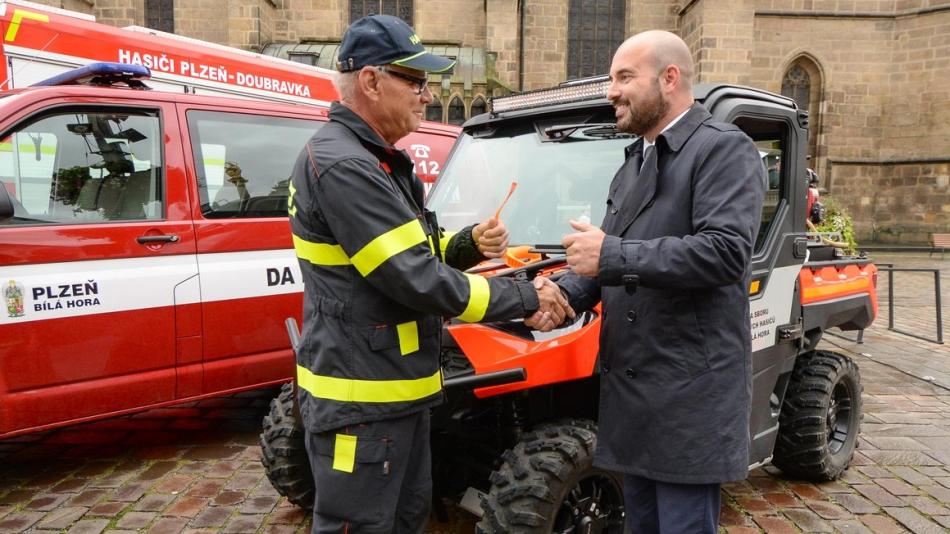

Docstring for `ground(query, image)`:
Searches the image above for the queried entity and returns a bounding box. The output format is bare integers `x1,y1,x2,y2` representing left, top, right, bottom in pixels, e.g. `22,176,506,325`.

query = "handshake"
525,277,575,332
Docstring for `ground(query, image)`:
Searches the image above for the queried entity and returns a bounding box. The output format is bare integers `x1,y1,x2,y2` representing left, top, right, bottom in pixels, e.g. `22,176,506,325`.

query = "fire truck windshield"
426,125,632,246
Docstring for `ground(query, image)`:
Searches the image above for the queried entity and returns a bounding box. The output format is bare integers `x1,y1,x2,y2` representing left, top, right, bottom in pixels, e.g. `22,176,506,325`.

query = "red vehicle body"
0,66,458,439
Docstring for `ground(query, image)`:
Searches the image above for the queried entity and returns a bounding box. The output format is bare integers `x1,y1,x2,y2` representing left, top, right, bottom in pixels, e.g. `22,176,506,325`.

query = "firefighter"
288,14,572,533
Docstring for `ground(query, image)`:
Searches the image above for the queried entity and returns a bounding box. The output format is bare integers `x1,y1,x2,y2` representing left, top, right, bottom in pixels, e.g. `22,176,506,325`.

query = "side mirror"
0,183,14,223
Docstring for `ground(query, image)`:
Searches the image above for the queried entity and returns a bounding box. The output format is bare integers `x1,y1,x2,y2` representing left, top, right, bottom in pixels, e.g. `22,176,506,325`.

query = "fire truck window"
187,111,323,219
0,110,162,225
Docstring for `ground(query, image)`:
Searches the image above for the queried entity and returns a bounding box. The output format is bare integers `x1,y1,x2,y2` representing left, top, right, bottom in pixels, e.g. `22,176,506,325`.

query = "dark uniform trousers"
306,410,431,533
623,475,720,534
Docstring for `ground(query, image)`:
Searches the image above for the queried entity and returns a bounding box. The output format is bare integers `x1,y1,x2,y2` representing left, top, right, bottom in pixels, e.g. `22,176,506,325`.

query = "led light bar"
33,62,151,88
491,78,610,114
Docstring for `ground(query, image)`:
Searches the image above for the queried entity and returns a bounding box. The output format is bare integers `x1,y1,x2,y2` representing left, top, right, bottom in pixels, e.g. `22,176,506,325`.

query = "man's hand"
562,219,606,277
473,217,509,258
524,276,575,332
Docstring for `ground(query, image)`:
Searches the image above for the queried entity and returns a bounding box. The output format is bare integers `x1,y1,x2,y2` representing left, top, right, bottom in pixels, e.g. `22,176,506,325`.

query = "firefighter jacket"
288,102,540,434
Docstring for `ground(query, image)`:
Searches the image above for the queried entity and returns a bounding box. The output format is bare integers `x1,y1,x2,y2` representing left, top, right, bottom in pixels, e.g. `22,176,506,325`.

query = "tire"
773,350,863,481
260,382,314,509
477,419,625,534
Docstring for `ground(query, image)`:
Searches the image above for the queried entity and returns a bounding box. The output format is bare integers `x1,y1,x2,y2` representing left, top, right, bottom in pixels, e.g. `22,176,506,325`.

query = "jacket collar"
655,102,710,152
329,101,394,153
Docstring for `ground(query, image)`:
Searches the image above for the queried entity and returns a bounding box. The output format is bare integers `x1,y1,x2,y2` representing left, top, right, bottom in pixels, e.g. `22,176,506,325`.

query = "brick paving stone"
884,506,946,534
206,461,242,479
890,466,935,485
784,508,833,532
747,476,783,493
134,445,188,461
224,473,261,491
185,446,242,461
222,513,265,533
877,477,920,496
806,499,852,520
852,483,905,506
859,465,895,478
734,496,772,514
88,471,134,489
916,466,949,477
67,489,109,508
0,511,44,533
133,493,175,512
66,518,109,534
88,501,126,516
155,475,196,494
863,450,943,465
138,461,179,481
902,495,948,516
189,506,234,528
117,511,158,529
164,497,210,518
261,525,298,534
73,462,113,479
815,480,851,493
113,481,150,502
920,483,950,504
0,506,10,520
37,506,89,529
935,477,950,489
266,506,307,525
752,516,798,533
830,519,875,534
0,489,36,505
214,490,246,507
860,513,910,534
933,515,950,529
26,493,70,511
240,495,279,514
146,517,188,534
840,469,869,484
52,478,89,493
721,480,756,496
788,482,825,501
833,493,880,514
186,480,225,498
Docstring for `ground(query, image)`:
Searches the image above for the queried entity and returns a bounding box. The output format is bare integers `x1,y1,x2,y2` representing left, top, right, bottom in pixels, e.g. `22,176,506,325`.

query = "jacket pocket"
310,429,391,523
665,296,711,379
365,317,441,356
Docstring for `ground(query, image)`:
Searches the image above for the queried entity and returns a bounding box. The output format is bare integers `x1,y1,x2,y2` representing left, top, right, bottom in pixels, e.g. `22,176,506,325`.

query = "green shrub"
815,196,858,253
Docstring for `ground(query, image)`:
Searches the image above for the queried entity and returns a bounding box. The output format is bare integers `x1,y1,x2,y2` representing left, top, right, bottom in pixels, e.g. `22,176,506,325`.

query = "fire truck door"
0,101,198,435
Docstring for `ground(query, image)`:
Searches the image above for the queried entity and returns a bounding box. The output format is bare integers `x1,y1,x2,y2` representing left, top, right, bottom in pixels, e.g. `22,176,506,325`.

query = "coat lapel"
619,146,658,234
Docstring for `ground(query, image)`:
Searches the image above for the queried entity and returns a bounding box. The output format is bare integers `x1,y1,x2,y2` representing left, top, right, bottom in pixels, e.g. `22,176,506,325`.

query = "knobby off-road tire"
260,382,314,509
477,419,625,534
773,350,863,481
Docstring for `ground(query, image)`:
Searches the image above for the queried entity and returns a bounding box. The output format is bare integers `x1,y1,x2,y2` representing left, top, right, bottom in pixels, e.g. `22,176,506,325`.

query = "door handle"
137,234,180,244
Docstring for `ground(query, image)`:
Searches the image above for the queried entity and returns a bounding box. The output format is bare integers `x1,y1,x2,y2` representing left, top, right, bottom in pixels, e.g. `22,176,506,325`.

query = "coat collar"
655,102,710,153
329,101,394,153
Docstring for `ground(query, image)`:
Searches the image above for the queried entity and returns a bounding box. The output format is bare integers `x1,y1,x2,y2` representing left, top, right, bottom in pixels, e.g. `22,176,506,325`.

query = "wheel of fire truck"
477,420,625,534
260,382,314,509
773,350,863,481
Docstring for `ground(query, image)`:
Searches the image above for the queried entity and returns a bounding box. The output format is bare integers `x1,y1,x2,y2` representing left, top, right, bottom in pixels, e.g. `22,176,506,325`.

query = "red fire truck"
0,0,459,438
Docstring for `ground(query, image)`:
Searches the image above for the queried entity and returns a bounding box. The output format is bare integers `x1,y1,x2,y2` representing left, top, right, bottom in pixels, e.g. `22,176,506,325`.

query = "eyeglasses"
376,66,430,95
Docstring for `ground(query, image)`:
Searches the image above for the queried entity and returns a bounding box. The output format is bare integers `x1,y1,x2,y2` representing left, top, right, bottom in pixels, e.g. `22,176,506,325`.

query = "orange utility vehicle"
261,78,877,533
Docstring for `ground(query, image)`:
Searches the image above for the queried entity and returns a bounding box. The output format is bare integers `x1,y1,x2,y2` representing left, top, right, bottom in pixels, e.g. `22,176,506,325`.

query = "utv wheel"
477,420,625,534
773,350,863,481
260,382,314,509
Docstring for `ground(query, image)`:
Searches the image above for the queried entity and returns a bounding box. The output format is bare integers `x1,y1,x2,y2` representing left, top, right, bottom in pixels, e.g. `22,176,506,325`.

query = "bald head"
619,30,694,92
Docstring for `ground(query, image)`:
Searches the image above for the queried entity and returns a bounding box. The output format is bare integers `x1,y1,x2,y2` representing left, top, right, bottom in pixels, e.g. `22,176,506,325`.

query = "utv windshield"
426,125,633,246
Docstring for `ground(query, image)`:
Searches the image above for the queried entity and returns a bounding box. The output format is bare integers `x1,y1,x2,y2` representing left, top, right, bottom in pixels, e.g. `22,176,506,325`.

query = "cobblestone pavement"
0,252,947,533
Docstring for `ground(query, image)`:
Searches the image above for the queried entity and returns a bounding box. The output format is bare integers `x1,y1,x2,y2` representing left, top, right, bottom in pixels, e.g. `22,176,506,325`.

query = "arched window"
470,97,487,118
782,57,823,169
145,0,174,33
426,99,443,122
567,0,625,79
350,1,413,26
448,97,465,125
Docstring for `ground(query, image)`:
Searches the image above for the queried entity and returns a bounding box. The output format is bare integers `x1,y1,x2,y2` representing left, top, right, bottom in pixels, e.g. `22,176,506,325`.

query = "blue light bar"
32,62,151,89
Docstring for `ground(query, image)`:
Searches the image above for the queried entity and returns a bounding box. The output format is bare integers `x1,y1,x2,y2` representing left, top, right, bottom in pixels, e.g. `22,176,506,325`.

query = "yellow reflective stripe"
292,234,350,266
297,365,442,403
439,231,457,261
397,321,419,356
332,434,357,473
350,219,426,276
287,180,297,217
426,235,435,255
457,273,490,322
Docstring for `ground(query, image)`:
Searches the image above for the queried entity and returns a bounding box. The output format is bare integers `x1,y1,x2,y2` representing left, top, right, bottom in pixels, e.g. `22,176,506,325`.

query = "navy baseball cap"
336,14,456,74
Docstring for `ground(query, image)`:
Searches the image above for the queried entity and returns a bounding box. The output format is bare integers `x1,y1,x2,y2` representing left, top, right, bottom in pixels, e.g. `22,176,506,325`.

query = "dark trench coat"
559,103,766,484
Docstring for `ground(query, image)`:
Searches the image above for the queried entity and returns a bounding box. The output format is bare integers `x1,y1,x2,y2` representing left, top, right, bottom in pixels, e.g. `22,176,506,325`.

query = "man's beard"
616,78,669,135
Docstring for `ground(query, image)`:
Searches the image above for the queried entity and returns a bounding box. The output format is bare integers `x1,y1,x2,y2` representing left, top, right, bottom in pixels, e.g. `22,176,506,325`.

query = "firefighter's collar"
329,102,394,152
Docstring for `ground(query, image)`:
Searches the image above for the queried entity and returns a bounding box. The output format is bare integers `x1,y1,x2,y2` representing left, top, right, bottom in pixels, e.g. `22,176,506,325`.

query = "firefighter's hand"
562,220,605,277
473,217,509,258
525,276,575,332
